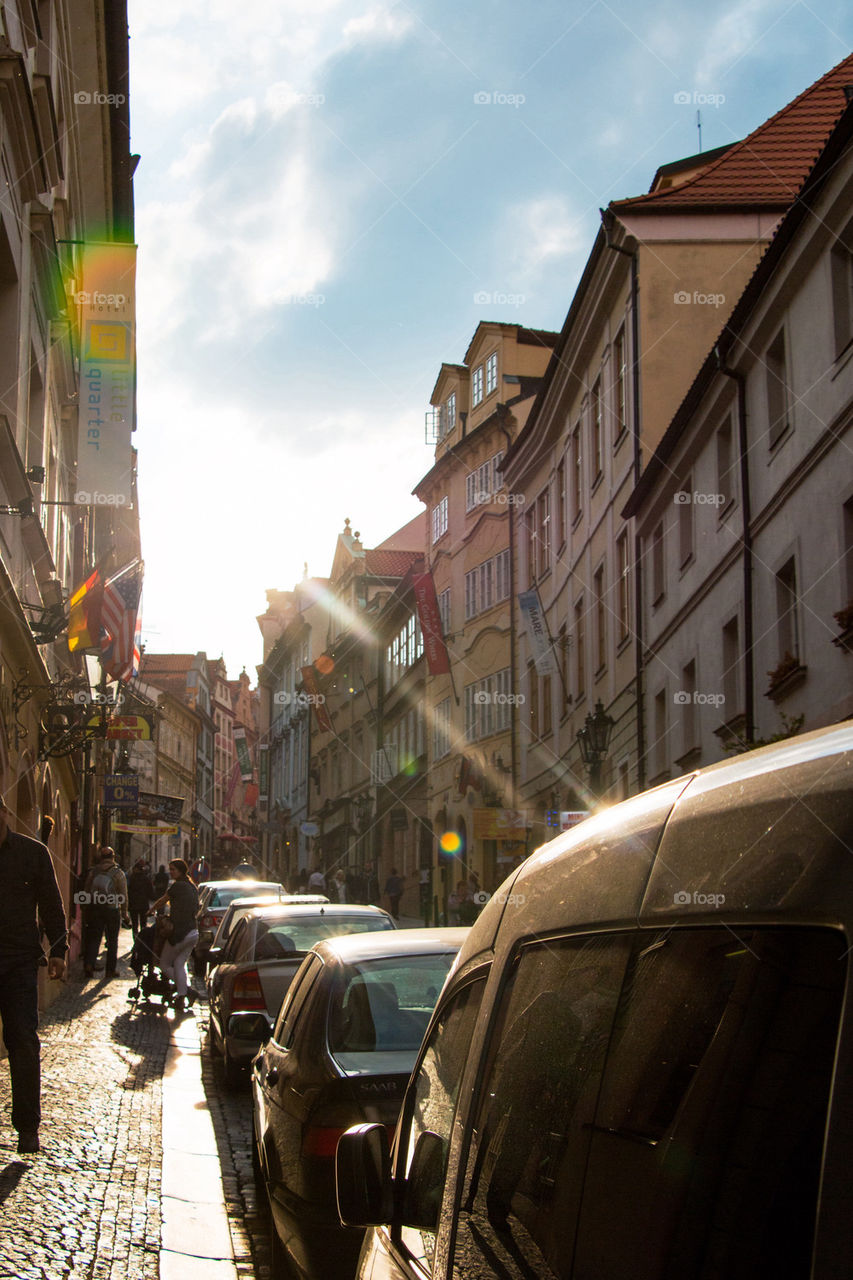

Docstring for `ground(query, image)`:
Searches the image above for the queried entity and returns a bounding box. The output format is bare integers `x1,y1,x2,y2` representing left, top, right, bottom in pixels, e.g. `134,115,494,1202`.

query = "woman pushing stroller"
150,858,200,1014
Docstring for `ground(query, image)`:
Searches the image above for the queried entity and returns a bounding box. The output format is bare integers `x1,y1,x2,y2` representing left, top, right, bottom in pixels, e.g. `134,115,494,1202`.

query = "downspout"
601,210,645,790
496,408,518,797
715,349,754,745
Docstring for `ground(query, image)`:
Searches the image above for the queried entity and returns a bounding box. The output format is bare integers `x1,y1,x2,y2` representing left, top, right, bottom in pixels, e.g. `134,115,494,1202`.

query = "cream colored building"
415,323,558,904
501,56,853,848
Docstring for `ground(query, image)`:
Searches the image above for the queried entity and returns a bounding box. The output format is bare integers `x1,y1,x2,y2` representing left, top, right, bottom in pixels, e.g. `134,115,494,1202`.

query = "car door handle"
266,1067,279,1086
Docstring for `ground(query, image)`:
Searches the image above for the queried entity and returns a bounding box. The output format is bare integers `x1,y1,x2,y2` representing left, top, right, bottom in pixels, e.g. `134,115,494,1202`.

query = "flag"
67,569,103,653
101,563,143,680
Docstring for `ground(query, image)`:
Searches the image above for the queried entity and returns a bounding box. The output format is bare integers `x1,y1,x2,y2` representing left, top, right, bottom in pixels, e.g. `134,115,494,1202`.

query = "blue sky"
127,0,851,674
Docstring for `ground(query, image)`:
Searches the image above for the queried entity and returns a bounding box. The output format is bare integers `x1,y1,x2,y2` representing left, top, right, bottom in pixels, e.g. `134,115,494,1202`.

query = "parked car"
208,902,395,1085
253,927,468,1280
207,894,331,970
193,879,285,975
337,722,853,1280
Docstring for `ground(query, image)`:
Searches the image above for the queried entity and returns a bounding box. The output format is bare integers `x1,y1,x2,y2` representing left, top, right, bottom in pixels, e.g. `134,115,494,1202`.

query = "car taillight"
201,913,219,929
231,970,265,1011
301,1126,349,1158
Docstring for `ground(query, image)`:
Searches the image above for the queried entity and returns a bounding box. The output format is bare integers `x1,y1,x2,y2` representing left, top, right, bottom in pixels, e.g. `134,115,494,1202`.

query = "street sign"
90,713,153,741
103,775,139,808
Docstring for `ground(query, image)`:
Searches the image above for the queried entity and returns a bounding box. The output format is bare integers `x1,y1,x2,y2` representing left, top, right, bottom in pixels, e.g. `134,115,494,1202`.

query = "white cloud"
502,195,588,281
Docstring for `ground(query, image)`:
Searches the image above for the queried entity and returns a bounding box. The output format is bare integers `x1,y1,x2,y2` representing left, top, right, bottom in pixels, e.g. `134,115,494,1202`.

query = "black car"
252,927,467,1280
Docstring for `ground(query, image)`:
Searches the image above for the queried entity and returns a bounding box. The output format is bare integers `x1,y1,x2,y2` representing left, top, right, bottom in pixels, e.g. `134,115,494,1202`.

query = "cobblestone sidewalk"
0,954,239,1280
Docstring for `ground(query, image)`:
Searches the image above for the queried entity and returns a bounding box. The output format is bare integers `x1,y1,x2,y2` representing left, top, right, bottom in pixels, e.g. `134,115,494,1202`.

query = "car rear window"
210,883,281,909
328,953,456,1060
253,913,393,959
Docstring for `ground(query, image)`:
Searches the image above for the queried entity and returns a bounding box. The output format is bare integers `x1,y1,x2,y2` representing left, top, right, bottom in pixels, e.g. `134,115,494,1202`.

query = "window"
616,530,630,642
536,488,551,576
572,928,845,1280
679,658,697,755
574,597,585,699
527,660,539,739
386,613,424,687
472,365,484,406
450,935,631,1279
526,507,536,587
446,391,456,432
831,220,853,356
556,456,566,547
594,564,606,673
716,416,735,509
775,556,800,663
613,326,627,441
465,451,504,511
485,351,498,395
651,522,665,603
678,478,693,567
654,686,668,777
399,978,486,1269
722,615,740,714
464,668,512,741
465,555,505,620
766,327,790,447
559,625,569,712
433,698,452,760
437,588,451,637
494,548,510,602
571,423,582,522
431,496,448,544
541,673,552,736
591,377,603,481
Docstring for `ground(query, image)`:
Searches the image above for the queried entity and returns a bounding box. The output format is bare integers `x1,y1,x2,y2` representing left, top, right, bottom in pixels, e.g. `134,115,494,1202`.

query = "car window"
450,934,630,1280
254,913,393,956
572,927,846,1280
224,917,248,963
272,954,324,1047
397,975,487,1271
328,953,456,1058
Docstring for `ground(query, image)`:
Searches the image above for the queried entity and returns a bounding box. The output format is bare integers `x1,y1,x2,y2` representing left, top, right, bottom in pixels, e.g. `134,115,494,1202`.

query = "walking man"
82,846,129,978
0,796,67,1153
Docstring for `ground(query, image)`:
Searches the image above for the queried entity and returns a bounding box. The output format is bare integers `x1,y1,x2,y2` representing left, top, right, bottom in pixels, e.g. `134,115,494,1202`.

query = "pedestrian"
82,846,130,978
153,863,169,897
127,859,154,938
307,865,326,893
384,867,405,919
151,858,200,1015
364,860,380,905
0,795,67,1153
331,868,347,903
40,814,55,846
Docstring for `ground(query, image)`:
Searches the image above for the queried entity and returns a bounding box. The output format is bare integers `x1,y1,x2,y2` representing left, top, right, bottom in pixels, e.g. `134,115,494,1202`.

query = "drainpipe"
715,349,754,745
601,209,645,790
496,407,518,796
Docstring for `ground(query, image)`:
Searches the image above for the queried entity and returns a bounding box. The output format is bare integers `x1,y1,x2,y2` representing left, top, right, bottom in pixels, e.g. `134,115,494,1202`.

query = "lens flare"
440,831,462,855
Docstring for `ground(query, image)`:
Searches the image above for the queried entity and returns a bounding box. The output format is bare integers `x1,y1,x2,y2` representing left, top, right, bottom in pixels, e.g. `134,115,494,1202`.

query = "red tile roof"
613,52,853,212
140,654,196,675
364,549,422,577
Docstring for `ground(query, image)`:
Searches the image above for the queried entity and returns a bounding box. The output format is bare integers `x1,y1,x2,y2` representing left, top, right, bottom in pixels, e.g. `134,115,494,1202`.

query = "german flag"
67,569,104,653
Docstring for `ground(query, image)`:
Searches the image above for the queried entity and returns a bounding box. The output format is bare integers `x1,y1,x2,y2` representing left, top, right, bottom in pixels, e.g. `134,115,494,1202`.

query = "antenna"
697,109,702,153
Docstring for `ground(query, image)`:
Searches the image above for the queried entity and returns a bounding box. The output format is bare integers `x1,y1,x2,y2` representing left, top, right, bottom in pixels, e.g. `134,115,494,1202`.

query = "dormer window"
472,365,484,406
486,352,498,396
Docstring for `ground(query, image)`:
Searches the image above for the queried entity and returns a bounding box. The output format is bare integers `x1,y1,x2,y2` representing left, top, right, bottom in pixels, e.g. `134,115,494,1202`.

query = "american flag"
101,563,143,681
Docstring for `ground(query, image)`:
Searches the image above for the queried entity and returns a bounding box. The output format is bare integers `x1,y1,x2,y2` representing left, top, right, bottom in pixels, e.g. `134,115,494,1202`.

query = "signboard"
233,726,253,780
545,809,589,832
518,589,558,676
113,822,178,835
103,775,138,808
412,572,451,675
301,821,319,837
98,714,153,741
75,243,137,507
473,808,529,840
137,791,184,824
258,743,269,802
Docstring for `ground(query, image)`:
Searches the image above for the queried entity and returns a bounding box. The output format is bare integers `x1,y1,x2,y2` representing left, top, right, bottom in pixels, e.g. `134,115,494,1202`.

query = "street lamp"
576,699,615,797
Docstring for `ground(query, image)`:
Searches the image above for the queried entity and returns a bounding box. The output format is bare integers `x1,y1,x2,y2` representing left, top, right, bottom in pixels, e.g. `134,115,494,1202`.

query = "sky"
127,0,852,676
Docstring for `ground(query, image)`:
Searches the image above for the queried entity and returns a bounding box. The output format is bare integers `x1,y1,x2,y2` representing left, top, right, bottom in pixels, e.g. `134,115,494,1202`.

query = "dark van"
337,722,853,1280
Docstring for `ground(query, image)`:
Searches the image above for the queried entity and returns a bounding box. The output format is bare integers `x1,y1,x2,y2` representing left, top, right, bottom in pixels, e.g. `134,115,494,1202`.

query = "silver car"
206,902,395,1085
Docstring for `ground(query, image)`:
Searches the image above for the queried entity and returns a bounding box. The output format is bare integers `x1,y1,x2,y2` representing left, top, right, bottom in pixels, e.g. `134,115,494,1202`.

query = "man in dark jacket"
0,797,67,1153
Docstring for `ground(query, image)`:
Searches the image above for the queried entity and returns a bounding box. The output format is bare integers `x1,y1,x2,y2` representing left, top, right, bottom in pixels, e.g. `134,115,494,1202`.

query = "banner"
258,744,269,802
225,760,241,807
233,726,253,780
518,589,558,676
412,572,451,675
301,666,333,733
75,243,137,507
103,775,138,808
137,791,184,824
473,808,529,840
113,822,178,835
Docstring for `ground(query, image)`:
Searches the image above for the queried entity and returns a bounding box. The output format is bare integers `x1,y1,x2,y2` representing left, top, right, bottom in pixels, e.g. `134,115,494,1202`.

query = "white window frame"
486,352,498,396
472,365,484,406
431,496,449,544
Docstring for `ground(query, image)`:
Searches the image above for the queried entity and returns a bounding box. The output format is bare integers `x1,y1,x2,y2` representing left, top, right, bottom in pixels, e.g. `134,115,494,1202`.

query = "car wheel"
223,1043,243,1089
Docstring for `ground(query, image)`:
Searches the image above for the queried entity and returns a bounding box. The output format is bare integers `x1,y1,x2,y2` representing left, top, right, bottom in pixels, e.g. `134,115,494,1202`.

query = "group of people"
298,862,408,917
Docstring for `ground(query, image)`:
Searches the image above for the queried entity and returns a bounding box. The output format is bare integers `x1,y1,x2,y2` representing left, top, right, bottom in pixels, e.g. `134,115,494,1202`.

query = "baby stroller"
127,915,197,1012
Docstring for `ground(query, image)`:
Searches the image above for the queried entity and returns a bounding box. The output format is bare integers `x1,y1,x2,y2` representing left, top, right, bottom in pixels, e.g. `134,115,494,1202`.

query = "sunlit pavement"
0,949,260,1279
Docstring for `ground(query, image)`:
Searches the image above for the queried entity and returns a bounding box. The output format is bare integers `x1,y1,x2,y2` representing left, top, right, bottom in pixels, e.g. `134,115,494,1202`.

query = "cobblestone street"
0,948,271,1280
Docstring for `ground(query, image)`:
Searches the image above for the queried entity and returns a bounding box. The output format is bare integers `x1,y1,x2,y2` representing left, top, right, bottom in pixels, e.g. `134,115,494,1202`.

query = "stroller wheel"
128,987,139,999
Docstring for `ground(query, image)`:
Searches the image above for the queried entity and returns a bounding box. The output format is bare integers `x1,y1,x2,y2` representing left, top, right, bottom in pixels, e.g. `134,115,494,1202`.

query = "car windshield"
328,952,456,1059
209,883,282,909
253,913,393,960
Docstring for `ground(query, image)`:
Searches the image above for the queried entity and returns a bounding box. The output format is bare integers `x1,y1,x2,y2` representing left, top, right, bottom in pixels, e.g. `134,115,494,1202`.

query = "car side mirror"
402,1130,446,1231
336,1123,392,1226
207,946,222,965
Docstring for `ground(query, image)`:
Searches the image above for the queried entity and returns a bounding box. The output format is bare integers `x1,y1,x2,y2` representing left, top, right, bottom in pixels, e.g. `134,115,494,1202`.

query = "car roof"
245,902,395,923
452,721,853,974
205,879,283,891
311,926,469,965
224,893,329,909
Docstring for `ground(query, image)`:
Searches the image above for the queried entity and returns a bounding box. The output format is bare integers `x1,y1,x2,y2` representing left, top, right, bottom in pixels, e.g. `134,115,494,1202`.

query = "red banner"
412,572,450,675
301,666,333,733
